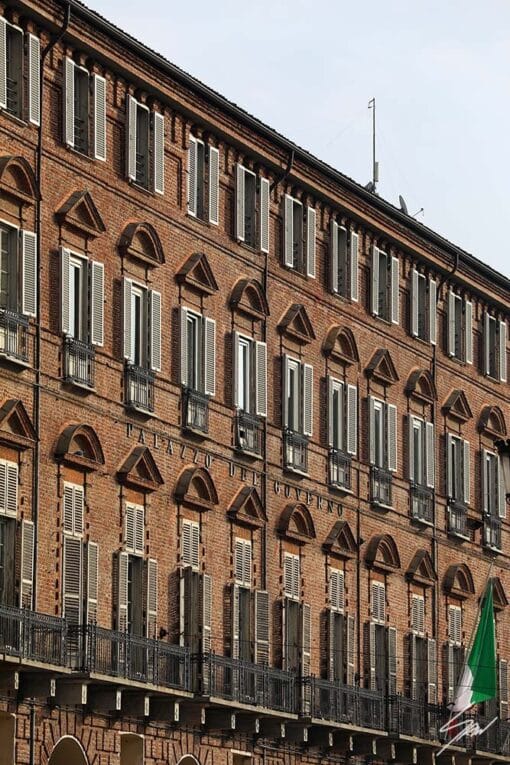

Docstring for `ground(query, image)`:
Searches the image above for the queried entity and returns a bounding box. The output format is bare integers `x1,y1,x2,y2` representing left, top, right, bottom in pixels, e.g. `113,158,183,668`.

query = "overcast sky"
87,0,510,277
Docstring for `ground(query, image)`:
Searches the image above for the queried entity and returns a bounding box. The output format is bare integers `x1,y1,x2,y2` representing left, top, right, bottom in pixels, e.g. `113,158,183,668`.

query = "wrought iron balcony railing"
0,309,29,363
183,388,209,433
387,695,441,741
370,466,392,507
64,337,95,388
125,363,155,412
411,484,434,524
235,411,263,456
284,429,308,473
483,514,502,551
447,501,469,539
328,449,352,491
0,604,67,666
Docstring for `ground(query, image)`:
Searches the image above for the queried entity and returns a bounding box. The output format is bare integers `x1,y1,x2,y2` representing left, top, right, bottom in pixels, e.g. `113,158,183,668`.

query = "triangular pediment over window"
406,549,436,587
323,520,357,558
117,446,163,492
278,304,315,344
323,326,359,365
479,405,506,438
55,423,104,470
119,221,165,266
278,502,316,544
365,349,399,385
406,369,436,403
0,399,36,449
55,190,106,237
365,533,400,572
175,252,218,296
230,278,269,320
0,155,39,204
228,486,267,528
174,466,218,511
443,390,472,422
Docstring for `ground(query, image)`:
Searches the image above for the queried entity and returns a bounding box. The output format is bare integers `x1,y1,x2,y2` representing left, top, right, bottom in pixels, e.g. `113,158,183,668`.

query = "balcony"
64,337,95,388
411,484,434,524
125,363,154,413
447,501,469,539
235,411,263,456
328,449,352,491
388,695,441,741
0,309,29,364
483,515,502,551
0,604,67,667
370,466,392,507
284,429,308,473
183,388,209,433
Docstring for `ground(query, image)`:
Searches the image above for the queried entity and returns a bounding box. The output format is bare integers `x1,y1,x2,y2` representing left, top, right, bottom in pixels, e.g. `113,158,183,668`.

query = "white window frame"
285,357,301,433
68,253,87,342
130,284,147,368
236,334,252,413
447,434,469,505
0,221,18,311
330,221,358,301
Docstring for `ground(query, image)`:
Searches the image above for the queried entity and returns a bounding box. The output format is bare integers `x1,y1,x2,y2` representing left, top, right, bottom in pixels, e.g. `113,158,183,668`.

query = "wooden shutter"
203,316,216,396
231,583,240,659
85,541,98,624
465,300,473,364
208,146,220,225
391,256,399,325
446,434,453,498
484,314,491,376
179,306,188,386
368,396,376,465
447,291,456,356
284,195,294,267
235,164,245,241
63,535,83,624
0,461,18,517
181,520,192,566
411,595,425,635
429,277,437,345
63,484,74,533
90,261,104,346
408,416,415,483
482,449,489,513
345,615,355,685
425,421,435,488
329,568,345,612
202,573,212,653
149,289,162,372
327,376,336,448
350,231,359,301
330,219,339,294
60,247,71,335
153,112,164,194
254,590,270,664
93,74,107,161
302,363,313,437
371,246,379,315
427,638,437,703
187,136,198,216
64,57,75,147
463,440,470,505
306,207,316,278
365,622,377,690
411,269,419,337
123,278,133,360
73,485,84,535
388,627,397,695
346,384,357,456
20,520,34,609
125,503,143,554
500,320,507,382
28,34,41,126
146,558,158,638
259,177,270,253
499,659,508,720
408,633,417,699
387,403,397,473
282,354,290,428
498,457,507,519
232,331,240,408
135,506,144,555
301,603,311,677
327,610,343,681
0,18,6,110
117,551,129,632
446,642,456,702
126,96,138,181
255,341,267,417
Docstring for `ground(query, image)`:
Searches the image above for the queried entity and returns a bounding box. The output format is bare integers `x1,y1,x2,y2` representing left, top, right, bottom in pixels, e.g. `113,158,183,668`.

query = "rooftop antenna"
412,207,424,218
399,195,409,215
368,98,379,192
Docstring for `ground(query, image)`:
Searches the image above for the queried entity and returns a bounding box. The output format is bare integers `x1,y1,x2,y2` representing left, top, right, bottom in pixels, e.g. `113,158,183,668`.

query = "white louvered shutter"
20,520,34,609
64,57,75,147
260,177,270,253
181,520,192,566
254,590,270,664
330,568,345,612
371,246,379,315
327,376,336,448
330,220,339,294
90,261,104,346
368,396,376,465
427,638,437,703
408,416,416,483
153,111,164,194
208,146,220,224
448,291,456,356
411,595,425,635
372,581,386,623
301,603,311,677
135,506,144,555
465,300,473,364
73,485,84,535
28,34,40,126
284,195,294,267
234,539,244,584
21,231,37,317
86,541,99,624
302,363,313,437
235,164,245,241
117,551,129,632
202,573,212,653
231,583,240,659
0,18,6,109
484,314,491,375
446,434,454,498
388,627,397,695
93,74,107,161
498,457,507,519
179,306,188,386
126,95,138,181
63,535,83,624
346,384,357,456
60,247,71,334
391,256,399,324
123,278,133,360
463,440,470,505
500,321,507,382
149,289,162,372
429,277,437,345
187,136,197,216
146,558,158,638
282,354,290,429
499,659,508,721
411,269,419,337
425,421,435,488
0,460,18,517
306,207,316,278
203,317,216,396
255,341,267,417
367,621,377,690
124,504,135,552
350,231,359,301
387,403,397,473
63,484,74,533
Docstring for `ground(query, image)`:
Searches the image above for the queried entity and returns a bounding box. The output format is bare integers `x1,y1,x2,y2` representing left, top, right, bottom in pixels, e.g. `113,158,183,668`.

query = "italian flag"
452,579,497,713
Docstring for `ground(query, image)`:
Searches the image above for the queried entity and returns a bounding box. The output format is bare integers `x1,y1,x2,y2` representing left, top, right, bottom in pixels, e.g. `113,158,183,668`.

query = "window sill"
128,179,153,196
0,109,29,129
282,263,310,280
0,352,30,369
371,500,393,511
410,515,433,527
65,145,96,164
125,403,154,417
329,483,353,495
63,378,95,393
235,444,262,459
283,465,309,478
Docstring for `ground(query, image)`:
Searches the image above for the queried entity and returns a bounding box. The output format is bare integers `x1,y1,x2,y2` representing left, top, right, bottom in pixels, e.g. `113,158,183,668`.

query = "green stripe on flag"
468,579,497,704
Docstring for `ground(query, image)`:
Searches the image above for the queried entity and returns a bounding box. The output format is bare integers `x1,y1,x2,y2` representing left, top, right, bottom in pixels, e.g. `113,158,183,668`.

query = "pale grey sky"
86,0,510,277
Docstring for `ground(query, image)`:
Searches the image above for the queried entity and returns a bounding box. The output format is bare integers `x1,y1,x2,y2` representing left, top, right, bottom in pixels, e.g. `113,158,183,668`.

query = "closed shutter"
181,519,200,569
124,504,135,551
284,553,300,600
345,615,355,685
411,595,425,635
411,269,419,337
123,278,133,360
202,573,212,653
427,638,437,703
365,622,377,690
368,396,376,465
463,440,470,505
306,207,316,278
425,422,435,488
179,306,188,386
282,354,290,429
85,541,98,624
64,58,75,147
254,590,270,664
446,642,456,702
301,602,311,677
484,314,491,376
93,74,107,161
21,229,37,317
63,535,83,625
302,363,313,437
330,220,339,294
234,538,252,586
0,18,6,109
260,177,270,254
498,457,507,519
448,291,456,356
371,246,379,315
187,137,198,216
499,659,508,720
27,34,41,125
409,633,417,699
387,403,397,473
126,96,138,181
255,341,267,417
0,460,18,517
20,520,34,609
330,568,345,612
90,261,104,346
149,290,162,372
153,112,165,194
429,278,437,345
63,484,74,533
73,485,84,535
350,231,359,302
391,256,399,325
231,583,240,659
117,551,129,632
345,384,357,456
371,581,385,623
235,164,245,241
500,321,507,382
60,247,71,334
482,449,489,513
203,317,216,396
388,627,397,695
284,195,294,267
208,146,220,225
465,300,473,364
408,416,415,482
134,506,144,555
233,332,240,407
146,558,158,638
446,434,453,498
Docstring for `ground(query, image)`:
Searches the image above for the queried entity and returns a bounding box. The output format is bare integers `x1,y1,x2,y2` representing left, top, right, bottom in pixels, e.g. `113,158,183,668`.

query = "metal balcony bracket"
236,714,260,734
122,692,150,718
54,680,88,706
307,727,334,748
376,739,396,761
149,698,179,723
394,743,417,764
88,687,122,713
331,732,354,756
205,709,236,731
179,702,206,726
352,734,377,756
0,670,19,691
285,724,309,744
259,719,285,739
19,673,55,699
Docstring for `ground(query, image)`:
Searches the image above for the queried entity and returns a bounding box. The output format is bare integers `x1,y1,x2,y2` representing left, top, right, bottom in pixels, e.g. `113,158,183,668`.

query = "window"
446,604,464,703
0,19,40,124
233,333,267,416
411,269,436,343
283,195,316,277
447,291,472,363
482,449,506,518
181,519,200,570
283,552,300,601
371,581,386,624
327,377,357,454
410,594,425,636
179,307,216,395
117,504,156,638
126,96,164,193
283,356,313,436
330,222,358,301
123,279,161,371
327,576,355,684
446,434,470,505
371,247,399,323
368,397,397,471
484,314,507,381
187,135,219,224
232,539,253,662
235,164,270,252
408,416,434,488
61,248,104,347
0,223,36,316
0,459,17,605
62,482,84,625
365,620,397,694
64,58,107,161
408,630,437,702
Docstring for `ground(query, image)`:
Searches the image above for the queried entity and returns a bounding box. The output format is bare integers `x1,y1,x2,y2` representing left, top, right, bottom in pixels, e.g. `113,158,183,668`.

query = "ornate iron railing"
370,466,392,507
411,484,434,524
64,337,95,387
235,411,263,455
447,502,469,539
0,604,66,666
0,309,28,363
183,388,209,433
483,515,502,551
284,429,308,473
329,449,352,490
125,363,155,412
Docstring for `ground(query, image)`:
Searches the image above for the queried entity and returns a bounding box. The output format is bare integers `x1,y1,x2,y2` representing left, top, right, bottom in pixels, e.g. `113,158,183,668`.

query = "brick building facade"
0,1,509,763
